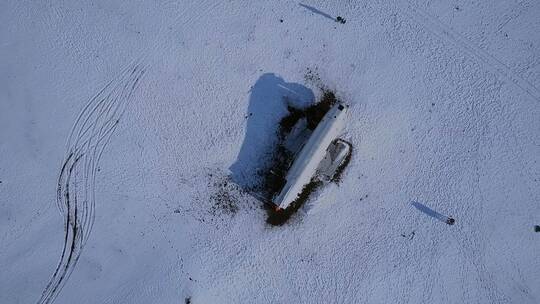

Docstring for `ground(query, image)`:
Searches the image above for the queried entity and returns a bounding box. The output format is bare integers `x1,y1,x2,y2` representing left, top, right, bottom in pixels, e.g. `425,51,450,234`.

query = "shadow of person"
299,3,335,21
229,73,314,192
411,201,453,224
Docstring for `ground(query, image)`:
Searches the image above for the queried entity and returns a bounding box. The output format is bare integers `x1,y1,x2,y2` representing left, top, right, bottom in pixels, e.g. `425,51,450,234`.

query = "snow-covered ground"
1,1,539,303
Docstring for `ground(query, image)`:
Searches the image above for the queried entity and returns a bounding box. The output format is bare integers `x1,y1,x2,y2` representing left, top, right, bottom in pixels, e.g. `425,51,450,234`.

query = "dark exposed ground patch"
210,189,239,215
278,105,305,137
304,68,323,89
208,174,241,216
266,179,322,226
305,90,337,129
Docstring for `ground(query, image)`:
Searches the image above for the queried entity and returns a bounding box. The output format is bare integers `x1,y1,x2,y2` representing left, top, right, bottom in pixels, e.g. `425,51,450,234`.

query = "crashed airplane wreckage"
266,101,351,214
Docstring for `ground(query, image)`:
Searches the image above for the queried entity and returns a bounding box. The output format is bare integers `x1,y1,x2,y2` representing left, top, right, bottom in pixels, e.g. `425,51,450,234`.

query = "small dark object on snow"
185,297,191,304
280,19,283,23
336,16,346,24
401,231,415,240
446,217,455,225
535,225,540,232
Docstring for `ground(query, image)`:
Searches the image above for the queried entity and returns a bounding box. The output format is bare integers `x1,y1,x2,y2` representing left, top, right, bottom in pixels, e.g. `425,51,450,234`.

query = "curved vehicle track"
36,1,226,302
37,62,146,304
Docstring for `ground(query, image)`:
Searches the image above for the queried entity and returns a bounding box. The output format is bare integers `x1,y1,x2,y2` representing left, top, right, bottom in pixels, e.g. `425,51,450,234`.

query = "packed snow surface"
1,1,539,303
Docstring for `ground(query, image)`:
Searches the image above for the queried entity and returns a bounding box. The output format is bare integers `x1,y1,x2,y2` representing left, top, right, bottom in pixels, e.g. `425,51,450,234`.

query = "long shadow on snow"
411,201,450,223
299,3,335,22
229,73,314,194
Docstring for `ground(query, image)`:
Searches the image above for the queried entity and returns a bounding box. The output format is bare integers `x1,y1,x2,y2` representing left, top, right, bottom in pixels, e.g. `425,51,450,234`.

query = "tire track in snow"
37,1,229,302
37,62,146,304
399,2,540,103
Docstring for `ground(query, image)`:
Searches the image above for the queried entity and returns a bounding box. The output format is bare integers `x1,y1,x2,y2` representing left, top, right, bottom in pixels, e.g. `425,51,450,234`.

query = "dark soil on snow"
266,179,322,226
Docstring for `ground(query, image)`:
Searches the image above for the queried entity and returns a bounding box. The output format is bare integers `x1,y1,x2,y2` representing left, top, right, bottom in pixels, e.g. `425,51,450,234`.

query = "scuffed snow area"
1,0,539,303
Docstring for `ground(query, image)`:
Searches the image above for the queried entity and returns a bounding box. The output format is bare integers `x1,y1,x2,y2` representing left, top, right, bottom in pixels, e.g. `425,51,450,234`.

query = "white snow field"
1,0,539,303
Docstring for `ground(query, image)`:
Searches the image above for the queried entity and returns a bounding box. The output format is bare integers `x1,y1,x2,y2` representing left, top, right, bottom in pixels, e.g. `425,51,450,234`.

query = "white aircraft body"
273,103,349,210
